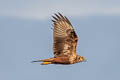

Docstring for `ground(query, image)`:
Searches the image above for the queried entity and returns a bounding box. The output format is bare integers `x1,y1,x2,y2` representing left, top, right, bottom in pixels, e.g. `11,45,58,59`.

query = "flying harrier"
32,13,86,65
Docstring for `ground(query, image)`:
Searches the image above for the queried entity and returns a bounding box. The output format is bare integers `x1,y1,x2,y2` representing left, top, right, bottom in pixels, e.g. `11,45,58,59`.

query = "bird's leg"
40,58,55,65
41,62,52,65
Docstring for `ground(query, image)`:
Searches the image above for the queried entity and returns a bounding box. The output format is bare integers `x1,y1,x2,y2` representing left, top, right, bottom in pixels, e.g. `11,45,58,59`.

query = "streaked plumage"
32,13,86,65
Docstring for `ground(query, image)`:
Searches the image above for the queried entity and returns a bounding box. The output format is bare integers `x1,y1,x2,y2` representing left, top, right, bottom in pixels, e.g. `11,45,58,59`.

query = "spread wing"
52,13,78,57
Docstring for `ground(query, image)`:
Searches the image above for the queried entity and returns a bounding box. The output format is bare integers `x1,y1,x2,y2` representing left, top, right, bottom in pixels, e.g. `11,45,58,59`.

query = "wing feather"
52,13,78,57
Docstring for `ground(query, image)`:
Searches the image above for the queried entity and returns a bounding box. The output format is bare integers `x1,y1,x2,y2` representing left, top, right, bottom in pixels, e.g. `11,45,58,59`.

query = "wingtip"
52,15,58,21
57,12,62,15
51,20,55,22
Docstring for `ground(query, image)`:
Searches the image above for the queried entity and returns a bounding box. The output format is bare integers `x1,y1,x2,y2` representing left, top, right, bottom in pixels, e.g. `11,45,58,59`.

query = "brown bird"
32,13,86,65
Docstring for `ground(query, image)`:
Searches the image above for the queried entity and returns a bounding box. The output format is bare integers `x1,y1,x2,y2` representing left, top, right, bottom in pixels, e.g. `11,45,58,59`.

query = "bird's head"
76,55,86,63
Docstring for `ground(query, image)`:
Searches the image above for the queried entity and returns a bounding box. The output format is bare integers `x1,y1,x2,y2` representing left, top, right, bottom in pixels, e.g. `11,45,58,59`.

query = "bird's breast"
69,55,76,64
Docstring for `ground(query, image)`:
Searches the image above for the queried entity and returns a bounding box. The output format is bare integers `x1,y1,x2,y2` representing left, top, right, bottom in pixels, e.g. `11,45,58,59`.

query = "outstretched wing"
52,13,78,57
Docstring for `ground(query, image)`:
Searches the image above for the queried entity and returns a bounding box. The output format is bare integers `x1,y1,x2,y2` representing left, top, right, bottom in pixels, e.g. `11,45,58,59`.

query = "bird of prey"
32,13,86,65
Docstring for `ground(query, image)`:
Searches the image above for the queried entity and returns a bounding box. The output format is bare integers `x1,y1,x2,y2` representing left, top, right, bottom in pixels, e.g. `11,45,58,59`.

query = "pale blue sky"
0,0,120,80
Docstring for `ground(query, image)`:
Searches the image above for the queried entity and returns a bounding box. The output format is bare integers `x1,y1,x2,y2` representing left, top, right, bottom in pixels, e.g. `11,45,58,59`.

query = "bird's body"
32,13,86,65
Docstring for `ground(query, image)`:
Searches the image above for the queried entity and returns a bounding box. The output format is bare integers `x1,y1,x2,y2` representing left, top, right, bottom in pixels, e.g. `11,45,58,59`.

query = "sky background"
0,0,120,80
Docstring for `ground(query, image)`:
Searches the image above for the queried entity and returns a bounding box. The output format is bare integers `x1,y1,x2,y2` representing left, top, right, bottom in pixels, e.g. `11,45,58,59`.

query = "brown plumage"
32,13,86,65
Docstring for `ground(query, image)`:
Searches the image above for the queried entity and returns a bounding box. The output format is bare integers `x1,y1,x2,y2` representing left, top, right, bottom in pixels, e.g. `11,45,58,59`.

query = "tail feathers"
31,59,52,65
31,58,55,65
31,60,42,63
